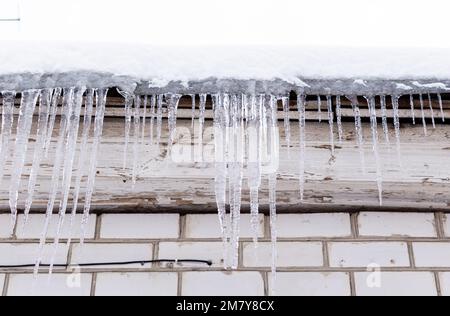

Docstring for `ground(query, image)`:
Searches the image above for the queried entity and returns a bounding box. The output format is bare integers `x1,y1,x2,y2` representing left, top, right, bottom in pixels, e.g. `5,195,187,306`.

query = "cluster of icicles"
0,88,446,285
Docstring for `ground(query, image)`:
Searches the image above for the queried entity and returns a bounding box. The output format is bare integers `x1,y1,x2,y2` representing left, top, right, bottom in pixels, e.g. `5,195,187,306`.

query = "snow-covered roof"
1,42,450,94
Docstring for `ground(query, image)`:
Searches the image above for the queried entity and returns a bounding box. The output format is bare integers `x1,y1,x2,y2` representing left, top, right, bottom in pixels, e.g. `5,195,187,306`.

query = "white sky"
0,0,450,47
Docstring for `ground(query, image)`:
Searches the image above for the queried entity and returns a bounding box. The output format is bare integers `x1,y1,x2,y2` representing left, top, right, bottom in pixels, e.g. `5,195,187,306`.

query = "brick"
355,272,437,296
269,272,350,296
329,242,409,268
358,212,436,237
95,272,178,296
7,273,92,296
243,242,323,267
182,272,264,296
185,214,264,239
0,243,68,267
413,242,450,267
438,273,450,296
277,213,351,238
16,214,96,240
100,214,179,239
71,243,153,269
0,214,12,238
158,242,223,267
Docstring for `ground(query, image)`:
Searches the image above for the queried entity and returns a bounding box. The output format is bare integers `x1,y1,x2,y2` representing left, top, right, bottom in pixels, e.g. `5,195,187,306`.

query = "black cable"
0,259,213,269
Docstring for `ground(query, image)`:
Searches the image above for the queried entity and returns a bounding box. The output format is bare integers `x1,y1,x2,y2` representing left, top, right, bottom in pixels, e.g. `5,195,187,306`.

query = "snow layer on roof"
1,41,450,87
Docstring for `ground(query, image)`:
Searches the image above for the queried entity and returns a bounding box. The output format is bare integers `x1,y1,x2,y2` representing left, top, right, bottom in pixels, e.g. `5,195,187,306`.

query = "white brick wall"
329,242,410,268
182,272,264,296
95,272,178,296
354,272,437,296
243,242,323,267
269,272,351,296
277,213,352,238
358,212,436,237
100,214,179,239
7,273,92,296
0,211,448,296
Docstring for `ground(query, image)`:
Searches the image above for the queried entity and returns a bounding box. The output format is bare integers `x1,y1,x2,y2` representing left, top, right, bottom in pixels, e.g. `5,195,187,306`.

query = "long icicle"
167,94,181,155
149,95,156,143
191,94,196,129
366,96,383,206
79,89,108,247
44,88,62,157
34,88,74,276
141,95,147,145
0,91,16,185
156,94,164,147
132,95,141,187
427,93,436,129
198,94,207,162
213,93,229,269
437,93,445,123
49,87,86,275
23,89,53,226
348,96,366,173
9,90,39,232
380,95,390,144
317,95,322,122
391,95,402,167
282,96,291,155
122,93,133,170
419,94,428,136
297,94,306,201
326,95,335,156
66,89,95,247
336,95,343,143
409,94,416,125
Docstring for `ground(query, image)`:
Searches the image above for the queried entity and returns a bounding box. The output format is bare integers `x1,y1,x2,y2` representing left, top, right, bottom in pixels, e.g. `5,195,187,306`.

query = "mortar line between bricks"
262,271,269,297
94,215,102,240
177,271,182,296
1,237,448,243
152,241,159,269
264,215,270,240
434,271,442,296
350,212,360,238
322,241,330,267
407,241,416,268
90,272,97,297
435,212,445,239
2,273,9,296
179,215,186,239
349,272,356,296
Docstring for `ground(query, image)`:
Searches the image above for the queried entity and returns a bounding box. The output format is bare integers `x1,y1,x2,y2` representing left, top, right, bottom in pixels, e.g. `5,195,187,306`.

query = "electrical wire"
0,259,213,269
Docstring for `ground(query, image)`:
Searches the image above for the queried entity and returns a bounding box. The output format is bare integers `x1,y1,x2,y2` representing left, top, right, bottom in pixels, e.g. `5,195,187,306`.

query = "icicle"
132,96,141,187
437,93,445,123
366,96,383,206
282,97,291,155
297,94,306,201
79,89,108,246
191,94,196,129
248,95,262,249
35,88,75,276
269,173,277,296
419,94,428,136
228,94,244,270
198,94,207,161
43,89,62,157
326,95,335,155
149,95,156,143
140,95,147,145
166,94,181,155
23,89,53,226
0,91,16,185
9,90,39,231
122,93,133,170
427,93,436,129
348,96,366,173
336,95,343,143
409,94,416,125
213,93,229,268
380,95,390,144
156,94,164,147
391,95,402,166
317,95,322,122
66,89,95,247
49,87,86,274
